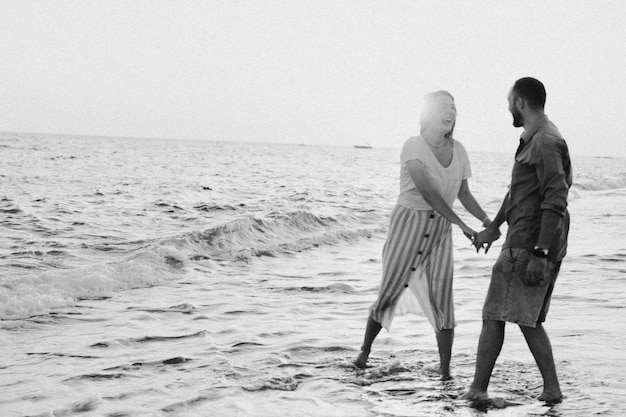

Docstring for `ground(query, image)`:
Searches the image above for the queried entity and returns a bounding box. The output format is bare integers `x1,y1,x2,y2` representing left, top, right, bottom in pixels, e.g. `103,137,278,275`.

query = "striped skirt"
370,204,455,332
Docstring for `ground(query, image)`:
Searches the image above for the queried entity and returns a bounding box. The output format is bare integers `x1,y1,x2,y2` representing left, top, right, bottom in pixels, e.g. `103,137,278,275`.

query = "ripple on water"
90,330,208,348
272,282,358,293
126,302,197,314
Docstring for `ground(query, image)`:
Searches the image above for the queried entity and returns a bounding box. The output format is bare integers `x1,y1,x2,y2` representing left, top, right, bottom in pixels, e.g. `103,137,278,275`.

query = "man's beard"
511,108,524,127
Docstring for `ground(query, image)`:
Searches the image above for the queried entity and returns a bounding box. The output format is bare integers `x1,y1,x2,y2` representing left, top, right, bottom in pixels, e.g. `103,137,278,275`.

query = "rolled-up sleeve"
537,140,568,216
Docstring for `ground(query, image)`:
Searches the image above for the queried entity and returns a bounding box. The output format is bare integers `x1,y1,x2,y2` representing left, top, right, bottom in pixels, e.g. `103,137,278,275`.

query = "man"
463,77,572,403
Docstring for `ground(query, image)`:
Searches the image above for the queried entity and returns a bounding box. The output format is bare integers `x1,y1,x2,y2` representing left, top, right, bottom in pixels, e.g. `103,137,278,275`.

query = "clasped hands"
466,226,501,254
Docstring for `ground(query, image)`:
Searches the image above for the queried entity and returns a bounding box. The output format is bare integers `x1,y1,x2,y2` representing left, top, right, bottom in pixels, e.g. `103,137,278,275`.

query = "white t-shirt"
397,136,472,210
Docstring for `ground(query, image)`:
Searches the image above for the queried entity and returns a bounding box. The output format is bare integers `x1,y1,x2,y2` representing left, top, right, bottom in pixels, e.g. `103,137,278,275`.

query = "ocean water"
1,132,625,417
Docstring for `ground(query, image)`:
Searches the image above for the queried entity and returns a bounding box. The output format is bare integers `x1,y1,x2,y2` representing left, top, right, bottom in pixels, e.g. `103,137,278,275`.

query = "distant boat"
354,143,372,149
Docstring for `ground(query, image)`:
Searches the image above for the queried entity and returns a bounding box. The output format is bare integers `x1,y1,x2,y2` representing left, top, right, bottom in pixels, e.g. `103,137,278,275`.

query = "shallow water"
1,133,625,416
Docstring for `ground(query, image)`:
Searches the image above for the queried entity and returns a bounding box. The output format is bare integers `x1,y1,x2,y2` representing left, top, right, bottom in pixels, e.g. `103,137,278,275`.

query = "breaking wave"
0,209,383,320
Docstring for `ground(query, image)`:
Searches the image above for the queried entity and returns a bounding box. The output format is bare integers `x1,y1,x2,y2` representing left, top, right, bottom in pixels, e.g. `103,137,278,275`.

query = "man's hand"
522,256,548,286
473,227,501,253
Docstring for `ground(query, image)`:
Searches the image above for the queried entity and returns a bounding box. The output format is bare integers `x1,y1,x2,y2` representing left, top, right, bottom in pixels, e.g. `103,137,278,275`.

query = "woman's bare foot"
354,351,369,369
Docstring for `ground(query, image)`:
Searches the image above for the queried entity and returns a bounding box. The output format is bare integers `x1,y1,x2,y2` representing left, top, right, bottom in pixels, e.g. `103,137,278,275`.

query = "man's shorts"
482,248,561,328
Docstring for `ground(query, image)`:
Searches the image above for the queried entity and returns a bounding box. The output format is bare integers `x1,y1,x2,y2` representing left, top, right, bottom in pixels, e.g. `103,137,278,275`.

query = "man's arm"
490,191,509,230
523,139,569,286
535,141,569,250
473,191,508,253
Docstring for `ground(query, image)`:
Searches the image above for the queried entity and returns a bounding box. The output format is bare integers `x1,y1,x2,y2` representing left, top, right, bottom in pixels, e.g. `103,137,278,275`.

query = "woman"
354,91,490,380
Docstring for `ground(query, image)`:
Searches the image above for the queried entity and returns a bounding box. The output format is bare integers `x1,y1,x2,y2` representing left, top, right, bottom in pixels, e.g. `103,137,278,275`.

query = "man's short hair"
512,77,546,110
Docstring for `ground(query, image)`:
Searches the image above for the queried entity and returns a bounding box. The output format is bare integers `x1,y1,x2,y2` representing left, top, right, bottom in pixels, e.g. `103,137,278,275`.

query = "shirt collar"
521,114,550,144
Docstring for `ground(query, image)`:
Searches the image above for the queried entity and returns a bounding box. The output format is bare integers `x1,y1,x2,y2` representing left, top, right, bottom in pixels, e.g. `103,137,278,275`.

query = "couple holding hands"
355,77,572,404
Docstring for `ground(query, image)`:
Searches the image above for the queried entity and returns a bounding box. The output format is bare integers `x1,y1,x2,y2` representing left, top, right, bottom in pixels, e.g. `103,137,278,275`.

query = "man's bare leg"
436,328,454,380
519,323,562,403
462,319,505,400
354,315,382,368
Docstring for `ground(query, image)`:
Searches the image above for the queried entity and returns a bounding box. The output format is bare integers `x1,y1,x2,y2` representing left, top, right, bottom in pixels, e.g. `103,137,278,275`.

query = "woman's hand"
460,225,477,244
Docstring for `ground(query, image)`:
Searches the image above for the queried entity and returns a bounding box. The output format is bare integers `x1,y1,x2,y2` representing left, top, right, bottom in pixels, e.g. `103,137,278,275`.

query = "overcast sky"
2,1,625,156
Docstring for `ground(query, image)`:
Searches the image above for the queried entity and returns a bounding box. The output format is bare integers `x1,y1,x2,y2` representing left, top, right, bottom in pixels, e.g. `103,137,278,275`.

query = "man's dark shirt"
503,115,572,261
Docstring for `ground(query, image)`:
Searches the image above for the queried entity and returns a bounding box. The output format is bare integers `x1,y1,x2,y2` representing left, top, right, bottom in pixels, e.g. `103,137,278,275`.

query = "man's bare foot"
354,351,369,369
439,367,452,381
538,390,563,404
460,388,489,402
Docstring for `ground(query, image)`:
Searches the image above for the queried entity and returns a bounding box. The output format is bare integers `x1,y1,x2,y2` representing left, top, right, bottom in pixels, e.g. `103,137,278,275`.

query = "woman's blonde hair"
419,90,455,139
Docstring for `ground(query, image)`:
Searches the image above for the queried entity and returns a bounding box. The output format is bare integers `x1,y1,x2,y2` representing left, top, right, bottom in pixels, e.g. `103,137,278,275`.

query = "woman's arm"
406,159,475,239
457,180,490,226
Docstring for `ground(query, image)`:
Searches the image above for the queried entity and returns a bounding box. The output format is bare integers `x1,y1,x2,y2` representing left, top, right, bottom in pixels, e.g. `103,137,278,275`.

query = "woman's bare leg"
436,328,454,380
355,315,382,368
